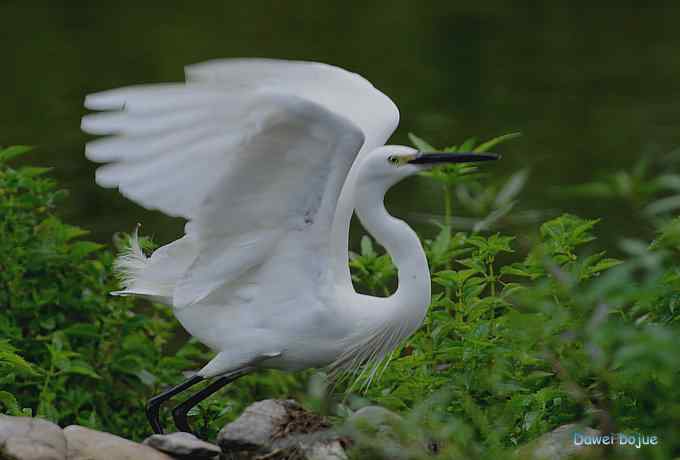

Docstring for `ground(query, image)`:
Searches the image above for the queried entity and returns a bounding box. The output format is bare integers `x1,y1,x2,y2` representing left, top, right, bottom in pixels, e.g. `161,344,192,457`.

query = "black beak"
408,152,501,165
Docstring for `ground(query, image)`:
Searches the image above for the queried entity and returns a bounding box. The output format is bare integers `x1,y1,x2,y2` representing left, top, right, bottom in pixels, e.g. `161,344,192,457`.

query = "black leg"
146,375,204,434
172,376,230,434
172,368,250,434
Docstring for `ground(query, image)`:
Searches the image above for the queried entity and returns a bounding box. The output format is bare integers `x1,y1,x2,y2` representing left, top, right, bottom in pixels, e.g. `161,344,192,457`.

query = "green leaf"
63,323,100,338
645,194,680,215
134,369,158,386
360,235,375,257
0,344,39,376
526,371,554,380
61,360,101,379
0,145,33,162
0,391,22,415
495,169,529,206
473,201,516,232
590,257,623,273
408,133,437,152
500,265,541,279
652,173,680,192
474,132,521,153
435,269,479,288
63,223,89,241
459,137,477,151
18,166,52,177
71,241,104,258
431,226,451,259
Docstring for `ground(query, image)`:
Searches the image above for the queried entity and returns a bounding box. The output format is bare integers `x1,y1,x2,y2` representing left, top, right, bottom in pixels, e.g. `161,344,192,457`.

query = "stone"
218,399,344,459
346,406,403,431
64,425,174,460
301,439,348,460
218,399,299,452
143,431,221,459
0,415,66,460
519,423,603,459
344,405,438,455
345,405,404,443
268,432,348,460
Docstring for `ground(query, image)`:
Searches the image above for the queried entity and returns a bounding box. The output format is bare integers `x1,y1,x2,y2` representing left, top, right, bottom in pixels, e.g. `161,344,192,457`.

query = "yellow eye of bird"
388,155,399,165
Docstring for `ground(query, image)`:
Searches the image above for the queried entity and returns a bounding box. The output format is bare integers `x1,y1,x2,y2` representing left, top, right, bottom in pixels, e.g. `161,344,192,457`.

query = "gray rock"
268,432,348,460
64,425,174,460
519,423,603,459
261,438,349,460
301,440,348,460
347,406,403,431
0,415,66,460
345,405,405,445
218,399,298,452
344,406,439,458
143,432,221,459
218,399,343,459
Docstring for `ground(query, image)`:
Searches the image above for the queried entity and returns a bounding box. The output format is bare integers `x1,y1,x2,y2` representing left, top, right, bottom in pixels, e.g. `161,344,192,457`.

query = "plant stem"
444,183,453,301
489,261,496,298
38,360,54,417
444,183,452,230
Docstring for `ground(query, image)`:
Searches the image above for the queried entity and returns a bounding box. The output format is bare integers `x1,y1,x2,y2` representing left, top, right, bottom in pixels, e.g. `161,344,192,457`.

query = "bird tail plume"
111,225,173,304
111,225,197,305
112,224,148,295
111,224,156,296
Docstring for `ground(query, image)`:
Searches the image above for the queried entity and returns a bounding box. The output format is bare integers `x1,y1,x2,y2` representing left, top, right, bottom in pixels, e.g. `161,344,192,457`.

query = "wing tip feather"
84,93,124,111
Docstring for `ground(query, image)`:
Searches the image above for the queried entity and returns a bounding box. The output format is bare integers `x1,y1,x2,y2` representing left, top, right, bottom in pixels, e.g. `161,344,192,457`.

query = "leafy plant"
407,132,538,233
0,146,306,440
2,136,679,460
344,136,680,459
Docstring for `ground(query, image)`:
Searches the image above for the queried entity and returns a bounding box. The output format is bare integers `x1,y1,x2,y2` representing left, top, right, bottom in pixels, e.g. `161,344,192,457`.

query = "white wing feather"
84,87,364,309
185,58,399,149
183,59,401,292
82,60,401,371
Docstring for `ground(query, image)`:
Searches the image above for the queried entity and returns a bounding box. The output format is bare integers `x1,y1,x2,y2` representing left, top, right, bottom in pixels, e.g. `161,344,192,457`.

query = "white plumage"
82,58,498,434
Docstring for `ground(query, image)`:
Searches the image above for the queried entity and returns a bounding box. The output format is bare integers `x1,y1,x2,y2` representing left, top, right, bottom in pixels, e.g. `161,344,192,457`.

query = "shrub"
2,138,678,459
0,146,304,440
345,137,680,459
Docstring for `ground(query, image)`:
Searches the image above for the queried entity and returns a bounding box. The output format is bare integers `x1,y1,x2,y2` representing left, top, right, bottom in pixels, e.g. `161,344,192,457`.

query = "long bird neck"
353,183,431,311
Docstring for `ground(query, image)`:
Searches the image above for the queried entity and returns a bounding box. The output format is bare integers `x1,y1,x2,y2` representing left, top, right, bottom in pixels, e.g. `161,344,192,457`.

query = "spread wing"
185,58,399,151
82,59,399,310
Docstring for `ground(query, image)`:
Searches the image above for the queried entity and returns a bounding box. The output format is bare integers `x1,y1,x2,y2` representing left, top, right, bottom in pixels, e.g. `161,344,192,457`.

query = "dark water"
3,2,680,249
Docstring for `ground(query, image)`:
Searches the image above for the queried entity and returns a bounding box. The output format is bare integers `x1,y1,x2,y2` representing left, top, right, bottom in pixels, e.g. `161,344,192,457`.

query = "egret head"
359,145,500,189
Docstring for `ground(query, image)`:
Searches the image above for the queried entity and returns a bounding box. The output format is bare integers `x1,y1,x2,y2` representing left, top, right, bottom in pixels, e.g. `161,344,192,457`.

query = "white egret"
81,58,499,434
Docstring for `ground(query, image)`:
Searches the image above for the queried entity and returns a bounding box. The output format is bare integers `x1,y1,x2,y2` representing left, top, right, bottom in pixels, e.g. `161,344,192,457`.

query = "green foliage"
0,146,305,440
350,236,397,296
2,137,679,459
565,155,680,214
408,133,537,233
344,136,680,459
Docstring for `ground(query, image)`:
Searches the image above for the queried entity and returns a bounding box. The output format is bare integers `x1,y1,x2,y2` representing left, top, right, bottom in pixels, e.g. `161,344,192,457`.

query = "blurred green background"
2,1,680,248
